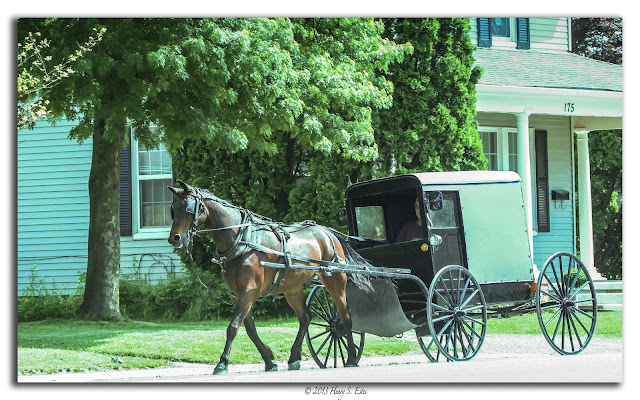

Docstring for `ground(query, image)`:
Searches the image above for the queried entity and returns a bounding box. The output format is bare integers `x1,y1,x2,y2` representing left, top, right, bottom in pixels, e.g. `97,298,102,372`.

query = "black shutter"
535,130,550,232
120,130,133,236
516,18,530,50
477,18,492,47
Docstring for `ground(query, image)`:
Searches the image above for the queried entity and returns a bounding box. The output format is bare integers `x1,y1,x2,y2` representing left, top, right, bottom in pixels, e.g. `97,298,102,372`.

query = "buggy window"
428,192,459,229
355,206,387,240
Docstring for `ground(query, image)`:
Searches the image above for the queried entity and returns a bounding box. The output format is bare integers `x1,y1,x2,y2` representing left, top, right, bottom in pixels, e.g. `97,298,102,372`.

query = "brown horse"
167,180,372,374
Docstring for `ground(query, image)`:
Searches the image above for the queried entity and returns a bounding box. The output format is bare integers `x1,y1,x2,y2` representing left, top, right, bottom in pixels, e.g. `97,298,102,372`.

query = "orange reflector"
420,243,429,252
531,282,537,292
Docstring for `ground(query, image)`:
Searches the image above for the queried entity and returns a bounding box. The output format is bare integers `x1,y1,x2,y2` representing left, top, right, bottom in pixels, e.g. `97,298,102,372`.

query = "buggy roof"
346,170,521,198
412,170,521,185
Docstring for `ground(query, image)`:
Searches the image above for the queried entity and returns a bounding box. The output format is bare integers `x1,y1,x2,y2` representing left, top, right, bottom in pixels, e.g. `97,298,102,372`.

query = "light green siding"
18,120,92,295
529,18,570,52
17,120,184,296
120,236,182,283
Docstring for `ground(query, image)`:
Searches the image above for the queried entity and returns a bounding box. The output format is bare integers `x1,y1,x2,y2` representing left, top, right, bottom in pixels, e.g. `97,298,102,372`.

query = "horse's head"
167,180,203,248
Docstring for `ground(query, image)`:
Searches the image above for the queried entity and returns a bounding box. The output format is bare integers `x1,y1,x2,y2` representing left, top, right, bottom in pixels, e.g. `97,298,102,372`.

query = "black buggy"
302,171,598,368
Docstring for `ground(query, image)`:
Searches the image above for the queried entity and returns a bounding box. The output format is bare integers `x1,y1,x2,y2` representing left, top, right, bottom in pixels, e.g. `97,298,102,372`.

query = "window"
491,18,510,37
479,129,518,173
428,192,458,229
137,141,173,228
130,126,174,233
477,18,530,49
355,206,387,240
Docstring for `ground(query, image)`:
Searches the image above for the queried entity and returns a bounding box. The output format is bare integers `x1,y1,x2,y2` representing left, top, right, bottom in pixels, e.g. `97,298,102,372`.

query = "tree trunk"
76,118,124,321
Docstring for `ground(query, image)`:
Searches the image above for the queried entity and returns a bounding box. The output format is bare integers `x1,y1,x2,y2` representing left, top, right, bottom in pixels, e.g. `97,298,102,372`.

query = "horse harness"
181,188,345,297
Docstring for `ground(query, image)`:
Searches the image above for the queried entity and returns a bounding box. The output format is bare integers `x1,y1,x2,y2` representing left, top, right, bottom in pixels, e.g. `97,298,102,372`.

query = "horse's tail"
325,227,374,294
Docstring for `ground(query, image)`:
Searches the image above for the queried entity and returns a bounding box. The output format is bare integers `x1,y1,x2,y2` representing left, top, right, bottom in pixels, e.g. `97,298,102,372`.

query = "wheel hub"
453,307,467,319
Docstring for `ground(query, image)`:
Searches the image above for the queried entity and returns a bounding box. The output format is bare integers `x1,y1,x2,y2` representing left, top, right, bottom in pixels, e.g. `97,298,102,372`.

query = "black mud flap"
346,279,419,337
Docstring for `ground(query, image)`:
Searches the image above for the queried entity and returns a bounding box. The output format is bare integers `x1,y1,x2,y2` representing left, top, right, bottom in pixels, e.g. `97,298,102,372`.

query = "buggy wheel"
415,333,442,363
305,285,365,368
536,252,597,355
427,265,487,362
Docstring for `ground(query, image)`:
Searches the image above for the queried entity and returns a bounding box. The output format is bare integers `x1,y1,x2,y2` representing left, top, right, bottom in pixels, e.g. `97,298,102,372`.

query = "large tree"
172,19,410,226
173,19,485,295
372,18,486,174
18,18,408,320
570,18,622,279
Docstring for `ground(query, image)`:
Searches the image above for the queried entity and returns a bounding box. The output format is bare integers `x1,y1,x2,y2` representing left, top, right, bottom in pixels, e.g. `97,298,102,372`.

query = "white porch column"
516,111,534,261
575,130,604,280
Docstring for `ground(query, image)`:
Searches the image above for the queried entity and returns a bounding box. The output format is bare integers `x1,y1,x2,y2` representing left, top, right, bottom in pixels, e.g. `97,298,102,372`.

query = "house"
17,18,623,308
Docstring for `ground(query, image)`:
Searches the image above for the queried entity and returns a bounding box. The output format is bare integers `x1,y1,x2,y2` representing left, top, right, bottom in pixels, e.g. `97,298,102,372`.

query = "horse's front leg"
213,291,257,375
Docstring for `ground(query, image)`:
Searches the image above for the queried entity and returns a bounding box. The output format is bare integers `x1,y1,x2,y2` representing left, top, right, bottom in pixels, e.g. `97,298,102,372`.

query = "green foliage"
588,130,622,279
571,18,622,65
170,18,411,230
17,270,83,322
564,269,588,289
17,28,105,131
373,18,486,174
119,263,295,320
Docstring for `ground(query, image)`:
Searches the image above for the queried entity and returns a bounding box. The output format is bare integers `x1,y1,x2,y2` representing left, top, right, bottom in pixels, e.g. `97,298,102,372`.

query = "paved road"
18,334,623,384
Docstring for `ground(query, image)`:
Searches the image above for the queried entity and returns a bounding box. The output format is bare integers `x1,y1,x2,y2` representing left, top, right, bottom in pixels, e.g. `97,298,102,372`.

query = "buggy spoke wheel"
305,285,365,368
427,265,486,362
536,252,597,355
416,333,440,363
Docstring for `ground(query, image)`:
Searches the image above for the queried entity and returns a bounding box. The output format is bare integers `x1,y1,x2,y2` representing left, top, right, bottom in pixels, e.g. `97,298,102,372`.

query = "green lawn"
17,311,622,375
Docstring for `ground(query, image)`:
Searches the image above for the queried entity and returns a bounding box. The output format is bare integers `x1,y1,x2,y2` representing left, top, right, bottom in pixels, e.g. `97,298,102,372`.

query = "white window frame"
479,127,522,172
130,127,173,239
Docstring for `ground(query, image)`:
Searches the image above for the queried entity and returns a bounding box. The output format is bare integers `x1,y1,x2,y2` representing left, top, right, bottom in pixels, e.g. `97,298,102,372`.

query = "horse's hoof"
345,363,359,368
288,360,301,371
266,364,278,372
213,364,228,375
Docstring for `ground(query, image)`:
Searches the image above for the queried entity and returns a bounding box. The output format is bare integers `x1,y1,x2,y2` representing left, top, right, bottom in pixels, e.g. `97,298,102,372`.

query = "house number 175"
564,103,575,113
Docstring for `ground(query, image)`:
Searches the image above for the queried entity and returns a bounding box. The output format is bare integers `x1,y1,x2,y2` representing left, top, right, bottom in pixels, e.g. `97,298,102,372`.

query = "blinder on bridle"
170,196,198,220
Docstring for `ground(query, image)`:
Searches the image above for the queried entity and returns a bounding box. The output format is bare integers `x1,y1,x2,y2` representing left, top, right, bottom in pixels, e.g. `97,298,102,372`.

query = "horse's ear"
176,179,191,192
167,186,184,197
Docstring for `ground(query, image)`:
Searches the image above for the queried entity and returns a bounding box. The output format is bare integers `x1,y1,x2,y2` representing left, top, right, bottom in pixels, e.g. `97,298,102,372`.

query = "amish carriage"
301,171,598,368
167,171,597,374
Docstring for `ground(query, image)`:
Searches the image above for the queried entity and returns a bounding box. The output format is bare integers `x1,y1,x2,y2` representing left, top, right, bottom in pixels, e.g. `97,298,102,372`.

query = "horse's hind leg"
321,273,358,367
284,290,312,370
243,310,278,372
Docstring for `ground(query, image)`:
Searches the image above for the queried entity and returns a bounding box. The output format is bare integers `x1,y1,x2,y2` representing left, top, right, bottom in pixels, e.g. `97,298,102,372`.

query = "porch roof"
473,48,622,92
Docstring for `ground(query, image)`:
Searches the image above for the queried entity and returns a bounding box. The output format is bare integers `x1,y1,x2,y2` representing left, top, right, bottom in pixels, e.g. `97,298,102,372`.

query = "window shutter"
120,132,133,236
516,18,530,50
477,18,492,47
535,130,550,232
